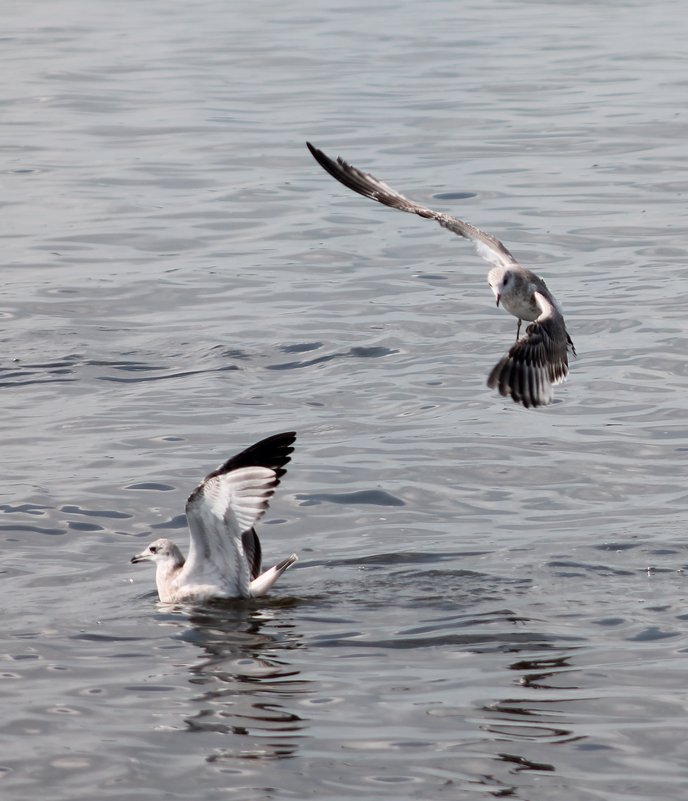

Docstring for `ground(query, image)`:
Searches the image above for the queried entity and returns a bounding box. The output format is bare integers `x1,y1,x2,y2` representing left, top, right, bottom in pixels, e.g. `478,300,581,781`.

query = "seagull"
306,142,576,409
131,432,298,603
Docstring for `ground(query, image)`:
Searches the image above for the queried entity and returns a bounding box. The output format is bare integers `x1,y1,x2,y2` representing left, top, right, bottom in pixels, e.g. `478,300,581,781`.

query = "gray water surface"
3,1,688,799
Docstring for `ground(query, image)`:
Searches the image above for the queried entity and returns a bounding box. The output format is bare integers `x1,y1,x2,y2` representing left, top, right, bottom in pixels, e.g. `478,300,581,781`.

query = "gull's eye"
149,545,158,554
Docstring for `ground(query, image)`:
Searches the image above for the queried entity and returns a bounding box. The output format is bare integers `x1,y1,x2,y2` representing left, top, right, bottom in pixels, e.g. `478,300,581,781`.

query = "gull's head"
131,538,183,567
488,267,515,307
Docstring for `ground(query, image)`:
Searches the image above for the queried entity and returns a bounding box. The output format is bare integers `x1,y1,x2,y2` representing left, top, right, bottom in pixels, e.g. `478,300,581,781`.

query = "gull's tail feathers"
249,554,298,597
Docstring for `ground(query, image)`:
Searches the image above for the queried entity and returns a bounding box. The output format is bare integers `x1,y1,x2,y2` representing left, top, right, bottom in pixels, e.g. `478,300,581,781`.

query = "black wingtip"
306,141,326,160
306,141,352,183
205,432,297,483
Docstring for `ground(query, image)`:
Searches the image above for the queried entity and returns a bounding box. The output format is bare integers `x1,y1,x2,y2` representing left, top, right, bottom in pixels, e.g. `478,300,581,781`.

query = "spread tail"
249,554,298,597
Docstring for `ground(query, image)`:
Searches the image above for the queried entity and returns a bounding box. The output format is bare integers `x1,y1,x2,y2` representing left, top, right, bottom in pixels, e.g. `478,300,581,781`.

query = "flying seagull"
131,432,298,603
306,142,576,409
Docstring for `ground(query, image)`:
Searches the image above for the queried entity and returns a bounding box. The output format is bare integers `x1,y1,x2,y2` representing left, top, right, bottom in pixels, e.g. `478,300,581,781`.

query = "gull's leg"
515,319,522,341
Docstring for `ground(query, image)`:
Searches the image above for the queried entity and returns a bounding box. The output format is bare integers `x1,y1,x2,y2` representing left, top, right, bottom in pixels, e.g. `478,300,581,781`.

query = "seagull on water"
307,142,576,409
131,432,298,603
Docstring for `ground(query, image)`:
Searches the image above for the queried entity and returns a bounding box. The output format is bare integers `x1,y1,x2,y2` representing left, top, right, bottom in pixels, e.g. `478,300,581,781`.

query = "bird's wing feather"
487,292,572,408
179,465,279,594
307,142,518,270
242,528,262,581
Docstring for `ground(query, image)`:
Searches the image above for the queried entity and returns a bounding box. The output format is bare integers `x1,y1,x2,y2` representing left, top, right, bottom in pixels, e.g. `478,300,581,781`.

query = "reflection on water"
169,605,309,761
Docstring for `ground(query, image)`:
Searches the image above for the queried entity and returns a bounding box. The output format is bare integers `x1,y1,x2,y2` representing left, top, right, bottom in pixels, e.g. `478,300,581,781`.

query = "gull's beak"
130,551,149,564
495,293,501,307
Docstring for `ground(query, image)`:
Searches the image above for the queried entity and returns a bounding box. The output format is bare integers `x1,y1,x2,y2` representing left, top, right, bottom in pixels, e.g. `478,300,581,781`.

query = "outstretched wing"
307,142,518,270
179,432,296,595
180,465,279,595
487,292,573,408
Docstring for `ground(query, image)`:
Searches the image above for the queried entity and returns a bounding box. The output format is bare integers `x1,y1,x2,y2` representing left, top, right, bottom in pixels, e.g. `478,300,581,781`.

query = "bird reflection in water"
169,601,309,761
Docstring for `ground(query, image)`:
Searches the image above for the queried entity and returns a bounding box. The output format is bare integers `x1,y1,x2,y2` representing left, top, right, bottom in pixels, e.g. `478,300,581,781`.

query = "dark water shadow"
266,344,398,371
424,649,595,797
0,353,243,390
0,358,80,388
470,651,592,796
296,489,405,507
